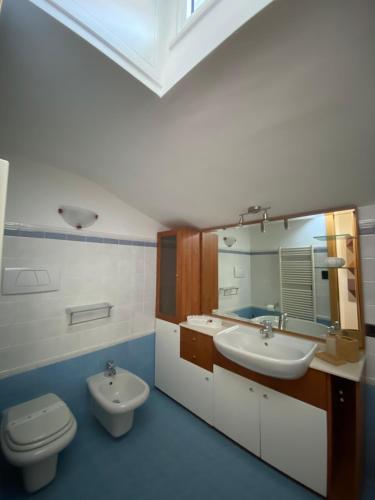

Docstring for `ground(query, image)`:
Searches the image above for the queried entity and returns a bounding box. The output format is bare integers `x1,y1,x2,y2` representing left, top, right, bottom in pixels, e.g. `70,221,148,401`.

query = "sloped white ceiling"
0,0,375,228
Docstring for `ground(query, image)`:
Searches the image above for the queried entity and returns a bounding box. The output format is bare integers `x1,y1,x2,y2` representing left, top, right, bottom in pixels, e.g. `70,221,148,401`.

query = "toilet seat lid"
4,393,72,446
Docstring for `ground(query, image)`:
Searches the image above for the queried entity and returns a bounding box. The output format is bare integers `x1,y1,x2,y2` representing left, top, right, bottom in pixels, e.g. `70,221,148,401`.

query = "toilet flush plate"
2,267,60,294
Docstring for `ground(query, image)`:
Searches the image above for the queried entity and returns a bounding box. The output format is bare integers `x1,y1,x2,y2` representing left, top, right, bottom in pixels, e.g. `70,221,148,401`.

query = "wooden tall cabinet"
156,228,201,324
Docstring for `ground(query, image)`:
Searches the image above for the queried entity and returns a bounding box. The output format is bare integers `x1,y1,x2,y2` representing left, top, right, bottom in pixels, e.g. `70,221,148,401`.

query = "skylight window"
186,0,207,18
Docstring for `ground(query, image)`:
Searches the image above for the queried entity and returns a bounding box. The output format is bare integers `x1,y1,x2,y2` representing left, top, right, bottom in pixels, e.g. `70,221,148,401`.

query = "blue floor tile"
0,361,374,499
0,389,326,500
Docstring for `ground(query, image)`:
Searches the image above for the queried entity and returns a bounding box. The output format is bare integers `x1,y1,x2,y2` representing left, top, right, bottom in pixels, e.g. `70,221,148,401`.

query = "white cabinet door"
213,366,260,456
260,386,327,496
155,319,182,400
179,358,213,425
155,319,213,424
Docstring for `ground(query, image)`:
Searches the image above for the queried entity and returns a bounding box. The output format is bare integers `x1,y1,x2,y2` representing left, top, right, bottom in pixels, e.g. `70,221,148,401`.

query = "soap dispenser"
326,321,340,355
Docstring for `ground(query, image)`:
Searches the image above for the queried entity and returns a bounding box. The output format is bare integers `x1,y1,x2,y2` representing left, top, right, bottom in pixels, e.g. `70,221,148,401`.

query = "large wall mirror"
201,208,364,347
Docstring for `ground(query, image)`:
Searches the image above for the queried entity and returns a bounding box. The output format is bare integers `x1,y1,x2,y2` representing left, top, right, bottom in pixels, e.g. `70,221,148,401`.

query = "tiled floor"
0,388,374,500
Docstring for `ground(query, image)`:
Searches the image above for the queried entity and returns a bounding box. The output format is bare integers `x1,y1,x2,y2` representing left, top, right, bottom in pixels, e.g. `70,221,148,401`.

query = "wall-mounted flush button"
2,267,60,294
35,270,50,286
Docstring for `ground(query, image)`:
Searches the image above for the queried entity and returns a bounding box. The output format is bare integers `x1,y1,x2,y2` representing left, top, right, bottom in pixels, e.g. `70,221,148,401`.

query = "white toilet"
0,393,77,493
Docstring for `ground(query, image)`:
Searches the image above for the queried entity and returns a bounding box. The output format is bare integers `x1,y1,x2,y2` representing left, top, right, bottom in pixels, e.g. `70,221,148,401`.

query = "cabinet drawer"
180,327,213,372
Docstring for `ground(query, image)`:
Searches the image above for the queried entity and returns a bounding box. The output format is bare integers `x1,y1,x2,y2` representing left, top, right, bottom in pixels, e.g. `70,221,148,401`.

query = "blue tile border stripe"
4,228,157,248
4,224,373,249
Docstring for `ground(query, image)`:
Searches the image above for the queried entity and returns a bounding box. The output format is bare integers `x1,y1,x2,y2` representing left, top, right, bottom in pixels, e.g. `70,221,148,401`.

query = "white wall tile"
0,235,156,376
363,282,375,307
364,305,375,325
361,258,375,282
360,235,375,259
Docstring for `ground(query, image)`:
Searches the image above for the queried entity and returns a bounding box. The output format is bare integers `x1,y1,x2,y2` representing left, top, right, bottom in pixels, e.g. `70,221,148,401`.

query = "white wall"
248,216,329,316
248,216,327,251
218,253,251,311
359,204,375,385
216,217,329,317
217,227,251,311
250,254,280,310
5,157,164,238
0,159,163,378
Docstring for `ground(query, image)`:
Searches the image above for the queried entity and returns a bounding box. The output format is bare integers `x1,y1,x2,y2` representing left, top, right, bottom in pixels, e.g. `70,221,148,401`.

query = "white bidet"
87,366,150,437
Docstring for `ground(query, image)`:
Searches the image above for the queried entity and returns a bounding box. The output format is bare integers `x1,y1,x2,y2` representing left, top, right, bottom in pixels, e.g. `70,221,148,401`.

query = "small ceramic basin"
87,368,149,437
214,325,318,379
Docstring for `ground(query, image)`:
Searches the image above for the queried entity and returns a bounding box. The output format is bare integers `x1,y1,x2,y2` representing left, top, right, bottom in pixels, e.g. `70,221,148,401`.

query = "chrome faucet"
260,320,274,339
104,360,116,377
278,312,288,330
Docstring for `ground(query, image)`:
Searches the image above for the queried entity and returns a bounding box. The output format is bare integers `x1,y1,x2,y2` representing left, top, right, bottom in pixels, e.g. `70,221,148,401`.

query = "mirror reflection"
212,209,361,339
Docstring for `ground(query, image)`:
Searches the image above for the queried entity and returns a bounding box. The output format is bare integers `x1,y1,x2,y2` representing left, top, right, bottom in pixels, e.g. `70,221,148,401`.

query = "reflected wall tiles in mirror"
200,207,364,348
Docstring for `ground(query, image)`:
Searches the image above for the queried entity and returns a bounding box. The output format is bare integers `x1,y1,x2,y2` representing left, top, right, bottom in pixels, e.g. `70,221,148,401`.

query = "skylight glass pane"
187,0,207,18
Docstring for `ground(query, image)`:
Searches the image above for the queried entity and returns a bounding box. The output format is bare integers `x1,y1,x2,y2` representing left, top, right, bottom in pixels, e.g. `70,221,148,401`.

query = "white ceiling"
1,0,375,229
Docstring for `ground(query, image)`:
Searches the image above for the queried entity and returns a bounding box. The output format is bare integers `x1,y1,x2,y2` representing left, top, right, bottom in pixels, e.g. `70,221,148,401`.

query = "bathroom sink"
214,325,318,379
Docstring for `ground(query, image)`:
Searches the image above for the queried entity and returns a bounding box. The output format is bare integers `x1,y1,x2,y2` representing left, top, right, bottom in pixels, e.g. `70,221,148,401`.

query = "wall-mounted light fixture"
58,206,99,230
223,236,237,248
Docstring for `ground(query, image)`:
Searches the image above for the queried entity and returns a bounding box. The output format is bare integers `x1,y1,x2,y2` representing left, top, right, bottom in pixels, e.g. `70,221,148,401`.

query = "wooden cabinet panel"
201,232,218,314
214,347,328,410
260,386,327,496
156,229,200,324
328,376,363,500
213,366,260,456
180,327,213,371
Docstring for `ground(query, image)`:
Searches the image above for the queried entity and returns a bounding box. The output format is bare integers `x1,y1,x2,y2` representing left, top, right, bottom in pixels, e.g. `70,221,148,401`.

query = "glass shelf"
313,233,356,241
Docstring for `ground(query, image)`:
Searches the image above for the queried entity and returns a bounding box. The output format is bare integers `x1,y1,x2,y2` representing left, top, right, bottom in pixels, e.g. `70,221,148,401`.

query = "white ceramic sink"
214,325,318,379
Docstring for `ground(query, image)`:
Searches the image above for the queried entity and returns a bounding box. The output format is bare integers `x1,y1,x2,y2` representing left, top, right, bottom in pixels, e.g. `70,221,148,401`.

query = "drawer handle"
263,394,268,399
249,387,254,392
192,355,197,359
205,377,209,382
192,337,197,342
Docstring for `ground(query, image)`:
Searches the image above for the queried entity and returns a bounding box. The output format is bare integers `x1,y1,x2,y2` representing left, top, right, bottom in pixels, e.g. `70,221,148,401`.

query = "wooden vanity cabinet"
156,228,201,324
180,327,213,371
178,326,363,500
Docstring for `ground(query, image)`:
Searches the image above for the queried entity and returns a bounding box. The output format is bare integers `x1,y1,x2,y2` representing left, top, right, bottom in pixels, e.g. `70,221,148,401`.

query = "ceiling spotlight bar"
237,205,271,231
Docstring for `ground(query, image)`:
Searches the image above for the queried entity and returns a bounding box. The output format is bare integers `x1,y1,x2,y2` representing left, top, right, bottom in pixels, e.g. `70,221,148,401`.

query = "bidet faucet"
260,320,274,339
105,361,116,377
